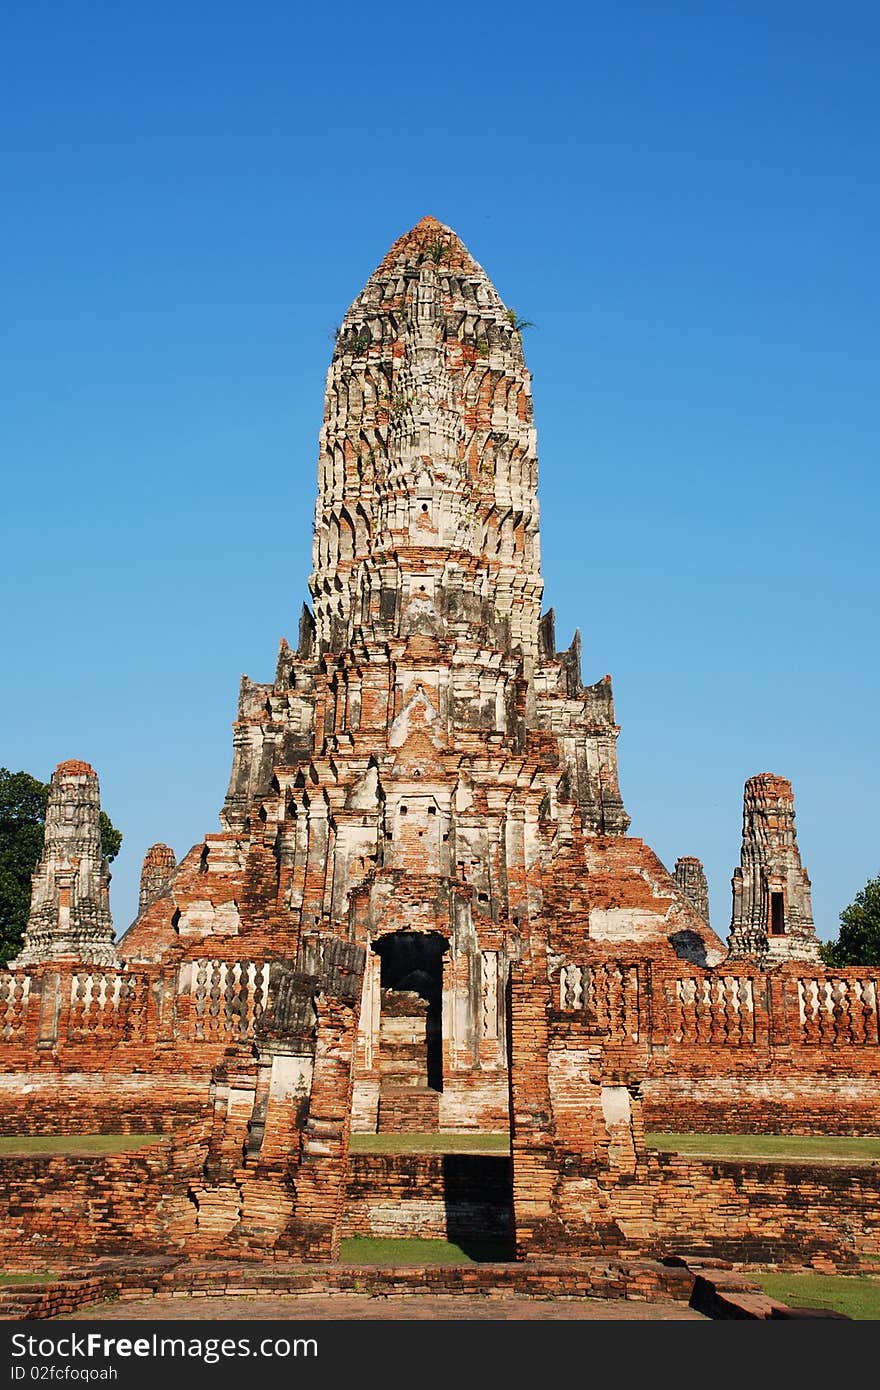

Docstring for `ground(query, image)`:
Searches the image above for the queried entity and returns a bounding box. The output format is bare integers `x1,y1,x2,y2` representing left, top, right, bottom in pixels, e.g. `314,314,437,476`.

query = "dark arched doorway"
373,930,446,1097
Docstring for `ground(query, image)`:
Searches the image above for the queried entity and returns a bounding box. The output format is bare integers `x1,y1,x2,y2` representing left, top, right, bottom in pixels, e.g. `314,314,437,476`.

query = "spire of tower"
309,217,543,658
221,218,629,841
376,216,482,276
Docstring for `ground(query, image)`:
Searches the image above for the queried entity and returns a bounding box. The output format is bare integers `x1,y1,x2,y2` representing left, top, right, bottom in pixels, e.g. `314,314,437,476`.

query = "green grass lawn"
351,1131,879,1160
750,1272,880,1320
0,1273,55,1286
0,1133,165,1157
3,1130,875,1163
647,1133,880,1162
339,1237,511,1264
349,1132,510,1154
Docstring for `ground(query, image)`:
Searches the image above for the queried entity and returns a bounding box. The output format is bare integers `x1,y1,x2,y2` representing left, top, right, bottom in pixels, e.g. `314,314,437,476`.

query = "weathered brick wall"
508,960,560,1256
642,1075,880,1135
0,1074,210,1135
0,945,366,1262
7,1141,873,1272
548,958,880,1053
0,1129,208,1265
0,959,276,1135
511,949,880,1264
5,959,880,1142
0,1261,696,1318
617,1155,880,1267
547,960,880,1134
342,1152,512,1242
643,963,880,1133
279,995,361,1259
0,959,276,1060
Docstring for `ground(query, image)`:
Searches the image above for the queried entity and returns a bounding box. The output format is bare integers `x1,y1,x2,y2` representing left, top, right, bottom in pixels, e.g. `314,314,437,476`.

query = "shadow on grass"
442,1154,515,1261
339,1237,512,1265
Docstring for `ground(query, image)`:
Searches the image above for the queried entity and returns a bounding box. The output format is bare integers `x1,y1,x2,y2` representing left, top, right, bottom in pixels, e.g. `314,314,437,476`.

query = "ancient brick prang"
2,220,872,1275
149,216,669,1136
728,773,821,964
674,856,710,926
12,761,117,968
138,843,176,913
310,214,544,663
220,216,630,848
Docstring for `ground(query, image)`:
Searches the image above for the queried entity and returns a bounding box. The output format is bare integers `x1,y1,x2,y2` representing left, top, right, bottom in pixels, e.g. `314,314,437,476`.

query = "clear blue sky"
2,2,878,942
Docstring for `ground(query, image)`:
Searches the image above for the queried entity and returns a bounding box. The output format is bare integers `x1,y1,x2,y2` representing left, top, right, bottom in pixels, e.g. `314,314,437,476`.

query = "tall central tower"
122,218,722,1134
310,216,543,663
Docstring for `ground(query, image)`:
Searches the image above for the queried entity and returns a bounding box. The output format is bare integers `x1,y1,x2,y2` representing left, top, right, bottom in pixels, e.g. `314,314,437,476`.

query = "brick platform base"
343,1152,513,1243
0,1256,691,1320
0,1257,845,1322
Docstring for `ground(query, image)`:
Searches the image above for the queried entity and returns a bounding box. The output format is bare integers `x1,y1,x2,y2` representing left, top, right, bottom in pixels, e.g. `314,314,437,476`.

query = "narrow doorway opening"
770,892,785,936
373,930,446,1091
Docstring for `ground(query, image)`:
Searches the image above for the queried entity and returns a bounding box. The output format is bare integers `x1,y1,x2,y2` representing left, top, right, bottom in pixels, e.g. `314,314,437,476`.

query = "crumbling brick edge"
0,1255,850,1321
669,1257,851,1320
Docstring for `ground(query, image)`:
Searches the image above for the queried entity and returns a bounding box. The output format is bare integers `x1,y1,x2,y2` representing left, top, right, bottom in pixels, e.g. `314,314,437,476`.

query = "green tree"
820,871,880,967
0,768,122,966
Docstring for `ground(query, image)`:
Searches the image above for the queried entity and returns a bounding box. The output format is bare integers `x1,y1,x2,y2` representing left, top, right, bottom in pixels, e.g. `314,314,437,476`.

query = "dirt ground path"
68,1293,705,1320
